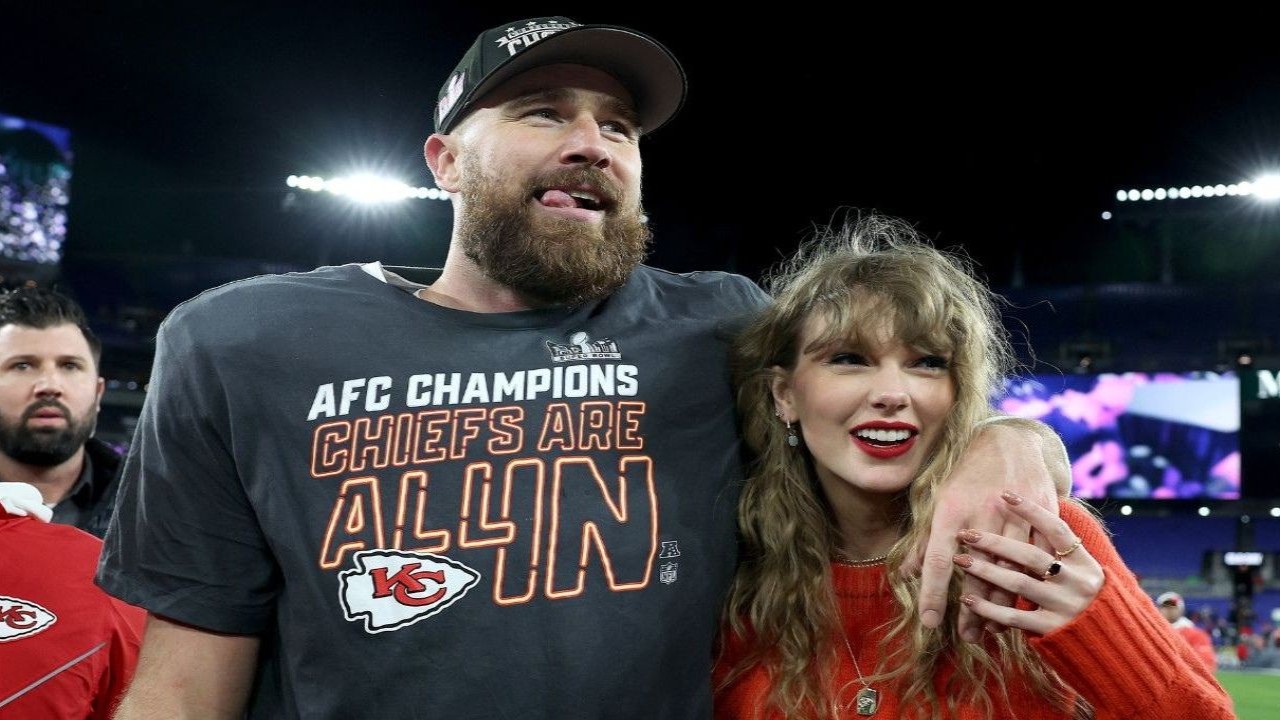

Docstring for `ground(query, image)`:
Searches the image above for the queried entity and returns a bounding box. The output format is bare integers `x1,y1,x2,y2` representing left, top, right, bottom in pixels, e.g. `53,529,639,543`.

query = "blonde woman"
715,215,1233,719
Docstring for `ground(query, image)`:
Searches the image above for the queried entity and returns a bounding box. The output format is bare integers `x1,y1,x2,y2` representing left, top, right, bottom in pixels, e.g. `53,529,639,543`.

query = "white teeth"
855,428,911,443
567,191,600,207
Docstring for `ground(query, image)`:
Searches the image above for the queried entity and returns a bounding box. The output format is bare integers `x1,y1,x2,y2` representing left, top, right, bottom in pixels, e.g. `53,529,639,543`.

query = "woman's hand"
952,490,1104,635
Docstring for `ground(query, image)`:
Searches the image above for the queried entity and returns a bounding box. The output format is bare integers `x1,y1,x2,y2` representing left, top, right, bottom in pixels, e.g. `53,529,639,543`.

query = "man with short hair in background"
1158,590,1218,672
0,286,118,537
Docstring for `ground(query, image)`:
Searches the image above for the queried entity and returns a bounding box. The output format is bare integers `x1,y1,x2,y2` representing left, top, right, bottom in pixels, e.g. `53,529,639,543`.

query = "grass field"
1218,670,1280,719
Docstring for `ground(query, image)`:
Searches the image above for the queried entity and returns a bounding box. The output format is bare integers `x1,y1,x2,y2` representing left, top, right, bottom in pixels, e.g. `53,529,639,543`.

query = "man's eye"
525,108,559,121
600,120,637,138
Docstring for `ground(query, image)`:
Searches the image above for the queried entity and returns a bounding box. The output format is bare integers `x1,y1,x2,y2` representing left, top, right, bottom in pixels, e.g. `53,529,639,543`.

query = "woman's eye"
917,355,950,370
829,353,867,366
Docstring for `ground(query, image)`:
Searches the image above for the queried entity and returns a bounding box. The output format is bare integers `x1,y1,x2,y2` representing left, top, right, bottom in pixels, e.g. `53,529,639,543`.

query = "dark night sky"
6,4,1280,290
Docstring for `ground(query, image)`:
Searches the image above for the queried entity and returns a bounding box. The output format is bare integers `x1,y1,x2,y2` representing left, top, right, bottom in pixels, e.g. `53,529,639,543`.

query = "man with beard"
99,17,1063,719
0,286,118,537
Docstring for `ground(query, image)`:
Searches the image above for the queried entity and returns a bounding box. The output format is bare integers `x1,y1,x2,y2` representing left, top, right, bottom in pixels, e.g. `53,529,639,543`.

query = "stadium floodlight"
285,174,449,203
1113,173,1280,204
1254,174,1280,201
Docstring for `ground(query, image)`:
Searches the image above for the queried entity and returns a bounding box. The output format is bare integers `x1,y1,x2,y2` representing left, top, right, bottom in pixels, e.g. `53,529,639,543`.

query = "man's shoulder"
3,513,103,558
161,264,378,329
625,265,768,309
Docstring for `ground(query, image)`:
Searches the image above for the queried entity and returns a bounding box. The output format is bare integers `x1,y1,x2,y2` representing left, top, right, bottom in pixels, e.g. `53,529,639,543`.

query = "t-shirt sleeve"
706,272,771,341
96,302,281,634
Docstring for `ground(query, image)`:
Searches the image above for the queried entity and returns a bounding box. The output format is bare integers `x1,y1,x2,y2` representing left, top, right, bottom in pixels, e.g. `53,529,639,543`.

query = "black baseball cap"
434,17,686,135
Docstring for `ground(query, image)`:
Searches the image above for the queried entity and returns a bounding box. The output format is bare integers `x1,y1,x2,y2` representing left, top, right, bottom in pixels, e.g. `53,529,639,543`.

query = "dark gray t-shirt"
98,263,768,719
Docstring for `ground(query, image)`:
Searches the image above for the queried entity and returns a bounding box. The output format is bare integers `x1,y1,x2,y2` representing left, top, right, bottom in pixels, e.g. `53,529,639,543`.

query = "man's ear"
424,134,462,193
770,366,795,421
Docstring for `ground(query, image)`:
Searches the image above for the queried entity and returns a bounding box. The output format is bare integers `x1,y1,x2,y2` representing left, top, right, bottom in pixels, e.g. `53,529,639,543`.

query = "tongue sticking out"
540,190,577,208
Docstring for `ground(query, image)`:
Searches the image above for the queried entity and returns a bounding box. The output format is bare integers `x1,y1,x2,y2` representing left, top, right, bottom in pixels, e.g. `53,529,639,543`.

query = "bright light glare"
1120,505,1132,515
1197,506,1210,517
285,174,448,203
1254,174,1280,201
330,174,415,204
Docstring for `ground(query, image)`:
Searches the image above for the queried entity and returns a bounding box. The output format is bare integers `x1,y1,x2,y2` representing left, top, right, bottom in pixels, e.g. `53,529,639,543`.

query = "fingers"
957,527,1054,594
956,570,995,641
999,491,1077,553
982,511,1034,633
960,591,1056,636
952,494,1107,636
916,532,957,630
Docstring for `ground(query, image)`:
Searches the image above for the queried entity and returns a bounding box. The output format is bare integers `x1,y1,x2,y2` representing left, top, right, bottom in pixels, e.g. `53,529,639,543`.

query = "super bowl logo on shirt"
0,595,56,642
339,550,481,634
546,331,621,362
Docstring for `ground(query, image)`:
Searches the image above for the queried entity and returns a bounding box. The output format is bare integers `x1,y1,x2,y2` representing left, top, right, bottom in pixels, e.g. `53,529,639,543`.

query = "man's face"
444,64,650,305
1159,602,1182,623
0,323,103,467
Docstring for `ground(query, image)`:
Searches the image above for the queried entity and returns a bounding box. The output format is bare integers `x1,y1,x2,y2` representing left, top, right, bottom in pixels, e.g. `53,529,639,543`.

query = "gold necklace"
831,549,884,714
839,631,880,716
831,550,888,566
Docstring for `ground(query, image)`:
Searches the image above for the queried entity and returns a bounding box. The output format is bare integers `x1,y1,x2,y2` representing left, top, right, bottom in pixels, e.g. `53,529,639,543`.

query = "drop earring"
785,419,799,447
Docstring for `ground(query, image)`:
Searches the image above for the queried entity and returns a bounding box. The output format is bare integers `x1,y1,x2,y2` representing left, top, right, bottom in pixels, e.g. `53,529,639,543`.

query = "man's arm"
112,615,259,720
909,418,1069,640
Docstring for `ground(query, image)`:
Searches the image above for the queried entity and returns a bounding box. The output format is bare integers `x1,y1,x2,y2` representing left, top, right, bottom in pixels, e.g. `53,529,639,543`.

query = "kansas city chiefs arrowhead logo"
339,550,480,634
0,595,57,642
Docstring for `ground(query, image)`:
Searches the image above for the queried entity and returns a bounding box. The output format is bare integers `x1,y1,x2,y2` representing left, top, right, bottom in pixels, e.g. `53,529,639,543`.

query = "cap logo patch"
495,19,580,57
0,595,56,642
436,71,466,125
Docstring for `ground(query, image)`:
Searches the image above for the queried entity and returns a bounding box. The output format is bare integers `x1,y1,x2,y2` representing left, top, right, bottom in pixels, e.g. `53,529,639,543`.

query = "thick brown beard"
0,399,98,467
455,164,652,306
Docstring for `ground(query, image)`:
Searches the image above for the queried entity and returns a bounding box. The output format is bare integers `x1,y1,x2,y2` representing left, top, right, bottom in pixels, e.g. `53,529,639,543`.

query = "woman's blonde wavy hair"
721,214,1080,719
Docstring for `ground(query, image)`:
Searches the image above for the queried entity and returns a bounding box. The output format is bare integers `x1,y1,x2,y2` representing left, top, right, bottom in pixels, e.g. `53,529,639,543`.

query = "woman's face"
772,313,956,500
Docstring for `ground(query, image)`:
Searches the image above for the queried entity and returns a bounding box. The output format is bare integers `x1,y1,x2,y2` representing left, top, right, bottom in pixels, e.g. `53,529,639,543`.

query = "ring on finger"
1040,560,1062,580
1054,540,1083,559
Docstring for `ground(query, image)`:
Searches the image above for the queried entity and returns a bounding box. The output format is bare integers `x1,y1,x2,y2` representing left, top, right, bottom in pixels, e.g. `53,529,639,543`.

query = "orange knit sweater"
714,503,1235,719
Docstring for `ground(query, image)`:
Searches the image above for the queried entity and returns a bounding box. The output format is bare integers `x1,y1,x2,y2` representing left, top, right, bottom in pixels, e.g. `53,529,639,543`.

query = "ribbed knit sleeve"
1029,502,1236,719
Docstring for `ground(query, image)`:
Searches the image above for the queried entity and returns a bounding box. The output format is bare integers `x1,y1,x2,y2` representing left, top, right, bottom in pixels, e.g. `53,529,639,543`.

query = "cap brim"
461,25,685,135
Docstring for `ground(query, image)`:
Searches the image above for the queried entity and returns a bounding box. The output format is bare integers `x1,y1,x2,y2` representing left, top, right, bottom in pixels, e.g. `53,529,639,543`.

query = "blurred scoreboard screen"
0,112,72,264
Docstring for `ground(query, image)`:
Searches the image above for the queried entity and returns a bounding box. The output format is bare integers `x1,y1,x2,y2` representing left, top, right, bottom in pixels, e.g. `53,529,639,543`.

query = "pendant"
854,687,879,716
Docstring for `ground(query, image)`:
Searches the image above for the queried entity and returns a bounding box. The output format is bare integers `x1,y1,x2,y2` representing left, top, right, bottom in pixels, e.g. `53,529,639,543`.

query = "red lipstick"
851,422,918,459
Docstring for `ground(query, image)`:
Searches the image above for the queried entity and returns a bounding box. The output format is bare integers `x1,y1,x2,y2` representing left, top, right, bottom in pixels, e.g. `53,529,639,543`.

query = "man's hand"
903,418,1068,640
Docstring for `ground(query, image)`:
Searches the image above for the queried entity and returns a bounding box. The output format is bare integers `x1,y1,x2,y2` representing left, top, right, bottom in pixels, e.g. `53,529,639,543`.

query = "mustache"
22,399,70,422
531,167,623,208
